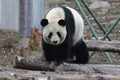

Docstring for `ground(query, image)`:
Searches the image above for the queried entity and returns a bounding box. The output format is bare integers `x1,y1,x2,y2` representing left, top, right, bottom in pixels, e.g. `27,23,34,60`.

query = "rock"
89,1,110,9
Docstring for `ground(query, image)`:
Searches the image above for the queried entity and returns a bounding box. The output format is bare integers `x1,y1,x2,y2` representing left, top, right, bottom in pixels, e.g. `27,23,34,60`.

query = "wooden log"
56,63,120,75
1,67,120,80
2,58,120,80
86,40,120,53
13,56,57,71
13,56,120,74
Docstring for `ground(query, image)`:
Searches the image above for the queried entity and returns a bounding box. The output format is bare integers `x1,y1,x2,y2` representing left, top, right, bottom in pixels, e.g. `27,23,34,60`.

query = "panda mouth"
44,37,58,45
52,40,64,45
52,41,58,44
51,40,59,45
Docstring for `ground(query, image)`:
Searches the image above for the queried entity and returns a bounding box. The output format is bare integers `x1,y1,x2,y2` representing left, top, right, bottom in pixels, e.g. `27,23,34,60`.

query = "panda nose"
53,41,58,44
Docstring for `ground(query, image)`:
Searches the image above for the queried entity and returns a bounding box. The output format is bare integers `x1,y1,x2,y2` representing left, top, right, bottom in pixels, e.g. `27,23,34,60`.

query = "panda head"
40,19,67,45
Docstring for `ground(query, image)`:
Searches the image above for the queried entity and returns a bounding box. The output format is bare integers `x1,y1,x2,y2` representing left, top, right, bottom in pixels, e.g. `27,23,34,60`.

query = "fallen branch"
86,40,120,53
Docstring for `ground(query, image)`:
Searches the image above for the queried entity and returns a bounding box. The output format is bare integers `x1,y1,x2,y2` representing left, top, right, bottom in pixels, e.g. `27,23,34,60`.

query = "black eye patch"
57,32,61,38
48,32,52,39
58,19,66,26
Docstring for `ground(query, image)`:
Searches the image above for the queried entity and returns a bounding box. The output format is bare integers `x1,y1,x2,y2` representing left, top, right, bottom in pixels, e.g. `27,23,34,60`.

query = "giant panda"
40,6,89,65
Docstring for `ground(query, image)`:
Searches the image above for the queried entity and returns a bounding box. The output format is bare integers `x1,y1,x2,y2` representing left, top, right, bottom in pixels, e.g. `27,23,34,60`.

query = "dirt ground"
0,29,19,67
0,29,120,67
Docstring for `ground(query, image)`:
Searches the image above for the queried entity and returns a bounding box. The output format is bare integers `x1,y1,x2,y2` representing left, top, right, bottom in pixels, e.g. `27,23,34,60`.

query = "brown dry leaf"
29,27,42,51
18,47,24,57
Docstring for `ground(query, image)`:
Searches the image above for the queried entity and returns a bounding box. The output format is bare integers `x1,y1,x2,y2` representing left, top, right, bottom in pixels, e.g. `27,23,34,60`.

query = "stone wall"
45,0,120,40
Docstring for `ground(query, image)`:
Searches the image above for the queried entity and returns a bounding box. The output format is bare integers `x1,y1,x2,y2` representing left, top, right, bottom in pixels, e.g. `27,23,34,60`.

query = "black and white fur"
40,6,89,65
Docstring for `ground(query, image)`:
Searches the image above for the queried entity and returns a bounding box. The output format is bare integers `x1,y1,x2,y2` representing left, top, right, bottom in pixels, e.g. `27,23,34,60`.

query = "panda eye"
57,32,61,38
48,32,52,39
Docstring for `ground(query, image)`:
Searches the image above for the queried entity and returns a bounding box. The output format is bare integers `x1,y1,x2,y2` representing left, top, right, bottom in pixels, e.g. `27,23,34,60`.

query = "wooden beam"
86,40,120,53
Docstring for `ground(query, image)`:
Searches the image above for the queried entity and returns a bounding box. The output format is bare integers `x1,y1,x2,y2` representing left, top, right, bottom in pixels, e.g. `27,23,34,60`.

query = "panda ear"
40,19,48,27
58,19,66,26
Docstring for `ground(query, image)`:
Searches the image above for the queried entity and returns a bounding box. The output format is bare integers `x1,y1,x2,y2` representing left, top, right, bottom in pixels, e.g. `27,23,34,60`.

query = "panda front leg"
55,46,70,65
42,41,55,62
42,41,70,65
72,39,89,64
54,44,71,65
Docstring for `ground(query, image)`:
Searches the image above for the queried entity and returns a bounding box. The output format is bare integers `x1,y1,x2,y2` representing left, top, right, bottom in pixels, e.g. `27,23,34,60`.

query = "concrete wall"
0,0,19,31
0,0,44,31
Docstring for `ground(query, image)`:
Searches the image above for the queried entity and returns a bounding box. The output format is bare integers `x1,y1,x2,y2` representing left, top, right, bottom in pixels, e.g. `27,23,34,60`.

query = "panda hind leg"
72,39,89,64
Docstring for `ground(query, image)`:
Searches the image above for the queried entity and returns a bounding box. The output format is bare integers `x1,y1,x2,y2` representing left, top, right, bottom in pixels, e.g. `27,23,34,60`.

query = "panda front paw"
73,60,89,64
51,60,64,66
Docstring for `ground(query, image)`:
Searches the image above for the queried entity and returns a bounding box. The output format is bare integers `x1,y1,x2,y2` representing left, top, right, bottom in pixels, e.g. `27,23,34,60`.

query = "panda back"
66,7,84,45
